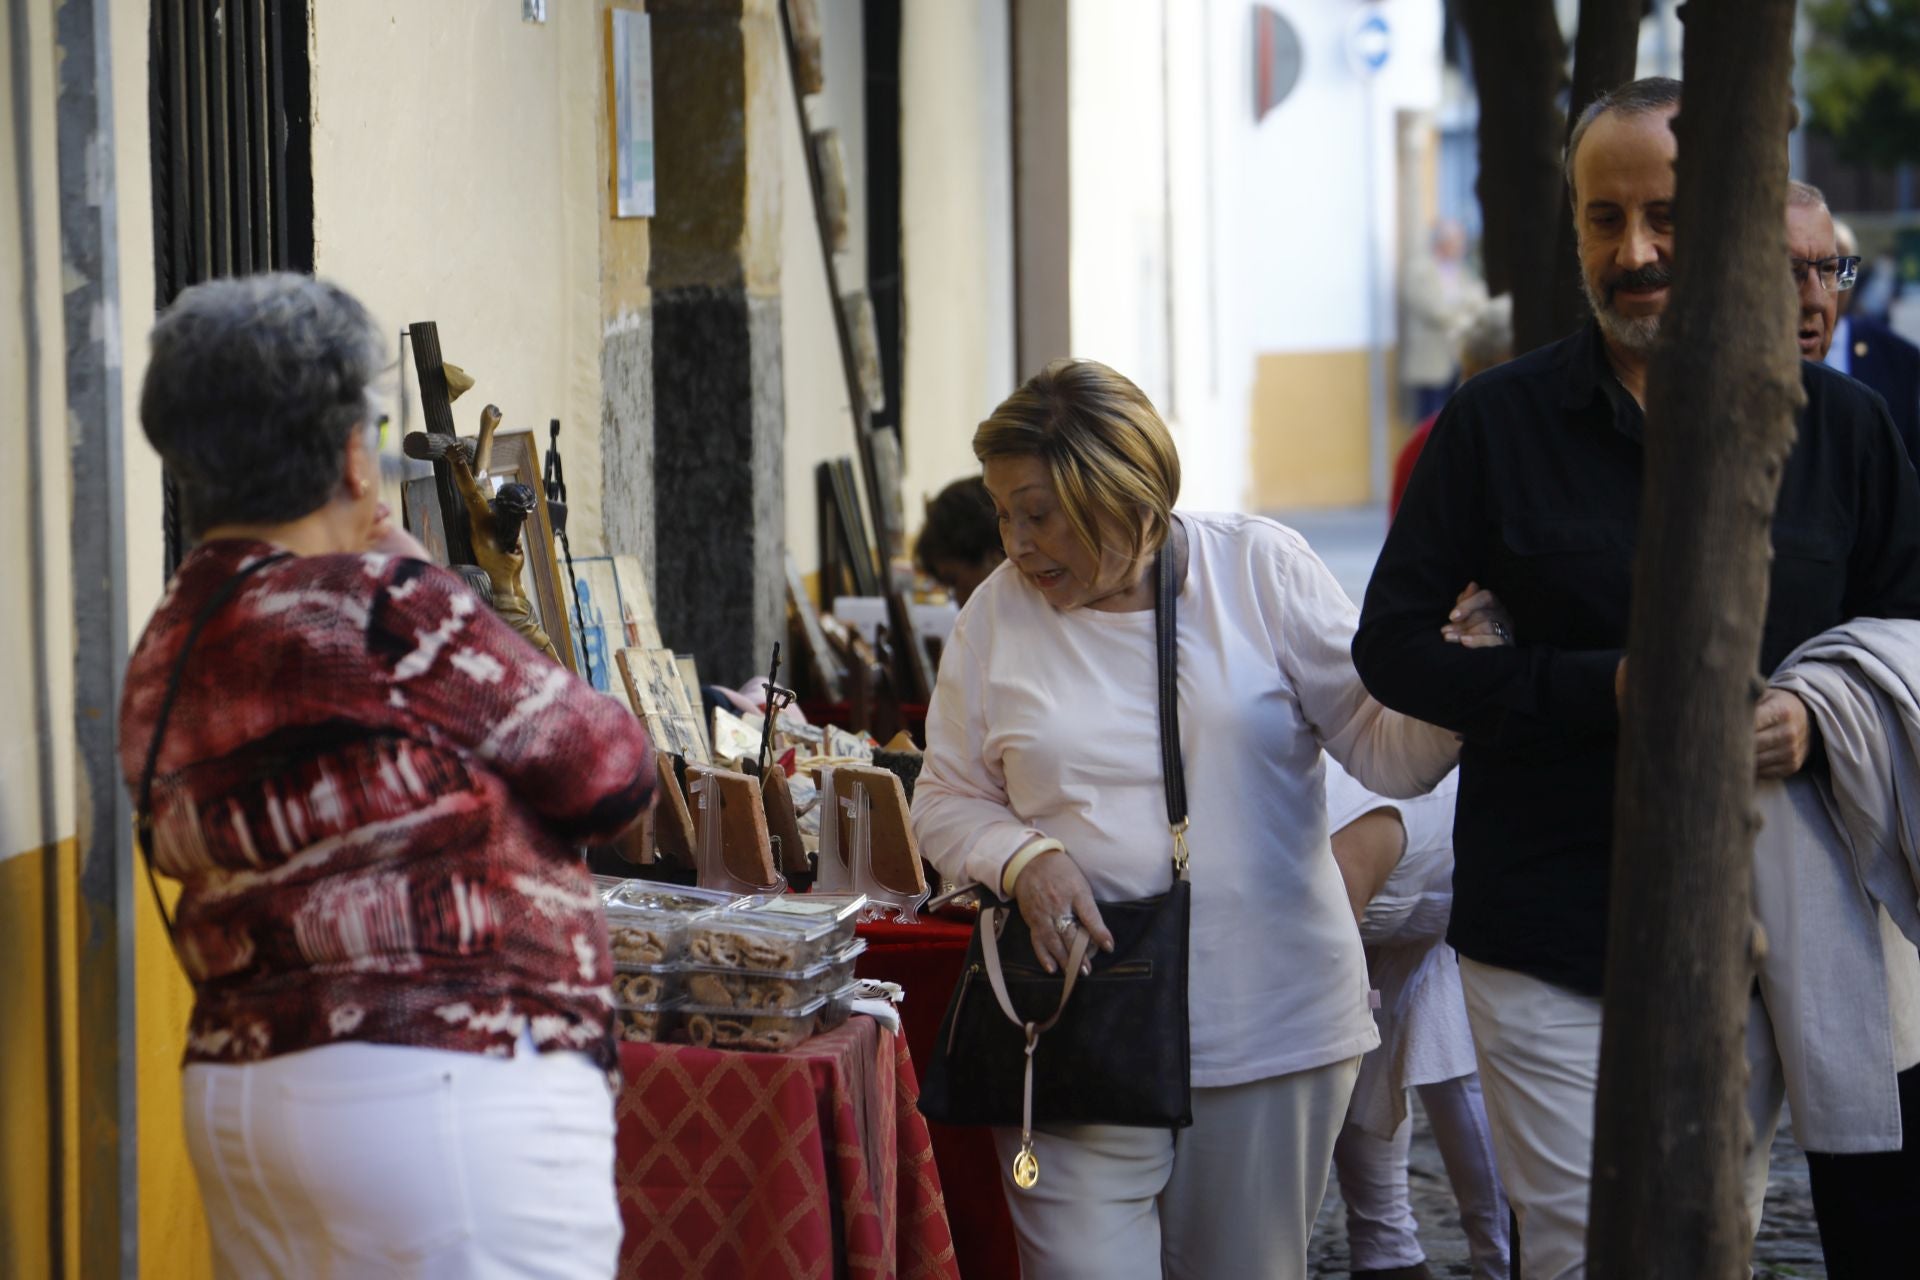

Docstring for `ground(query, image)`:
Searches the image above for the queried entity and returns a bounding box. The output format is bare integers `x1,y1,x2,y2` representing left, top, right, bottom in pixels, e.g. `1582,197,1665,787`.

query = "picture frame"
674,654,713,760
610,554,665,650
617,646,709,764
485,430,577,674
609,10,655,218
568,556,625,694
784,550,844,701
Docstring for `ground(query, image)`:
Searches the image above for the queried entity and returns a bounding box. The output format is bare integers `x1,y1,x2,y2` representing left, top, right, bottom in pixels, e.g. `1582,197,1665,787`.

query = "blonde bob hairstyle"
972,358,1182,582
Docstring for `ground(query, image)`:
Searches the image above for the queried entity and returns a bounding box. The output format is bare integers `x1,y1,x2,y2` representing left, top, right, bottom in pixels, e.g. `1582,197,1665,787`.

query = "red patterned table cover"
615,1014,960,1279
856,917,1021,1279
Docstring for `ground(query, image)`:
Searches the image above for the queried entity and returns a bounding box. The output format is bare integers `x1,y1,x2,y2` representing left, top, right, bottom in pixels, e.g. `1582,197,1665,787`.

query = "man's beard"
1583,264,1671,356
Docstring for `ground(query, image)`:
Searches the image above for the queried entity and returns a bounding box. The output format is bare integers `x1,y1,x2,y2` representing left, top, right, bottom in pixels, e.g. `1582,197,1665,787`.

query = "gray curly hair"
141,273,385,535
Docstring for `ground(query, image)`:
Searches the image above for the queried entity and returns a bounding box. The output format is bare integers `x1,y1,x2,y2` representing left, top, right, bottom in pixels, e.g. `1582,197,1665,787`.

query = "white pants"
1459,958,1783,1280
181,1036,621,1279
991,1057,1361,1280
1333,1073,1511,1280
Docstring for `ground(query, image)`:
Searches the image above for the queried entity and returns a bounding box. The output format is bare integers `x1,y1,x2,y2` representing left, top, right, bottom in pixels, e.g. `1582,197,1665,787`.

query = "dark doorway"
148,0,314,569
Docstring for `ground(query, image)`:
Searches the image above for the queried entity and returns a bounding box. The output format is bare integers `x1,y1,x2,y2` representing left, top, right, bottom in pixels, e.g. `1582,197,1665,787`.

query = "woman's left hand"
1442,581,1516,648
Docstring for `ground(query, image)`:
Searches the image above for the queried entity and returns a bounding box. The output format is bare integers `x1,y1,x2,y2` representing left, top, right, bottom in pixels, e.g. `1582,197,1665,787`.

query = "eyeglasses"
1790,255,1861,293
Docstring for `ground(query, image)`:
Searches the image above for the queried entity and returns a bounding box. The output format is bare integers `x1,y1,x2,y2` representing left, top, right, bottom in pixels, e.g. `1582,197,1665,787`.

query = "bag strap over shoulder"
1155,533,1189,877
136,550,292,942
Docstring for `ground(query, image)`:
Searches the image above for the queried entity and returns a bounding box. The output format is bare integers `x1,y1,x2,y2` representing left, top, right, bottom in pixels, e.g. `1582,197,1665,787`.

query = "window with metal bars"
149,0,314,572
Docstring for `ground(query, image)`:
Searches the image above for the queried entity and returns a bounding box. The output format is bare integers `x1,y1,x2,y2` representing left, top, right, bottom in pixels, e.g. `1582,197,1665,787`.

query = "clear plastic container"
814,980,860,1035
603,885,751,966
738,892,869,955
683,905,850,973
610,963,680,1006
614,997,683,1045
591,874,632,901
675,992,828,1052
680,938,868,1012
606,882,750,913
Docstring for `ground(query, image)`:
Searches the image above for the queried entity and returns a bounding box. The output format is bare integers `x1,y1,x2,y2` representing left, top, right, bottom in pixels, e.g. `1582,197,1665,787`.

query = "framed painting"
567,556,625,694
609,10,655,218
617,646,708,764
610,554,665,650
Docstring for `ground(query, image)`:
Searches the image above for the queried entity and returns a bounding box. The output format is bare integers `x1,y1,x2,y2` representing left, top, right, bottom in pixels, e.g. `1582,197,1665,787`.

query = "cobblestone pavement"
1278,507,1831,1277
1307,1099,1828,1277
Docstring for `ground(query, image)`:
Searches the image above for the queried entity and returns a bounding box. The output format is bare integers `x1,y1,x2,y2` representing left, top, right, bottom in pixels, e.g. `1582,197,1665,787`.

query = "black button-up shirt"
1353,320,1920,995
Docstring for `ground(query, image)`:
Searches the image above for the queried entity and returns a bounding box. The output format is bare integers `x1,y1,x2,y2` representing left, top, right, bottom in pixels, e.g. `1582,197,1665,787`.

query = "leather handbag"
917,543,1192,1189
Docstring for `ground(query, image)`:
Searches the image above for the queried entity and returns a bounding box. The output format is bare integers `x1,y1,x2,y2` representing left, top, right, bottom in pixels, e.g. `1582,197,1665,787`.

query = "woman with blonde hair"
911,358,1457,1278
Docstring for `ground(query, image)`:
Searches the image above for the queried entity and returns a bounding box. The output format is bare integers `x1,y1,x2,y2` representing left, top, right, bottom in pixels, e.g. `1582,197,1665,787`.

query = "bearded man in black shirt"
1355,77,1920,1279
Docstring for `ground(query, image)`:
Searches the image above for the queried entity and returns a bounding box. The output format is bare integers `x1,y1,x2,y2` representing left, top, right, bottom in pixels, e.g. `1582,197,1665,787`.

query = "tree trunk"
1587,2,1804,1276
1548,0,1645,344
1455,0,1565,338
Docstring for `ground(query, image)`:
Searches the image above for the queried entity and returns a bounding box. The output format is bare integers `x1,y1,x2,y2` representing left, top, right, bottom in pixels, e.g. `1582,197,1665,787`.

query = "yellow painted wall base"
1248,347,1379,510
1,841,78,1280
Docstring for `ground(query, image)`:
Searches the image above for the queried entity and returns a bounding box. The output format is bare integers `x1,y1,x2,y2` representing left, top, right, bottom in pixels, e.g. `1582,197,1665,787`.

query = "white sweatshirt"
911,511,1458,1087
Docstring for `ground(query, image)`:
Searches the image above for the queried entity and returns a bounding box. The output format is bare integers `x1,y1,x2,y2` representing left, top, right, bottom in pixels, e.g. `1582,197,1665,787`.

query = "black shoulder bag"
917,543,1192,1188
134,551,292,941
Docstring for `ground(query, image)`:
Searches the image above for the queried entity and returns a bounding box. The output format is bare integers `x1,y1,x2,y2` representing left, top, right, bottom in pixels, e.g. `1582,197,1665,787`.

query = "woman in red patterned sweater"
119,274,654,1277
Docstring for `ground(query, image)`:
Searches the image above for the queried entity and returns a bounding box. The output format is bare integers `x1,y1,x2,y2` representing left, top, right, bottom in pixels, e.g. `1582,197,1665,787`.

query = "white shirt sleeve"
909,618,1049,892
1275,531,1459,797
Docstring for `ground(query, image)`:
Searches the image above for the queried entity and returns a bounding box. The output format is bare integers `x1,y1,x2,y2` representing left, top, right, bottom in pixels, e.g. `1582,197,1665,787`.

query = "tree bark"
1455,0,1565,337
1587,2,1805,1276
1548,0,1644,344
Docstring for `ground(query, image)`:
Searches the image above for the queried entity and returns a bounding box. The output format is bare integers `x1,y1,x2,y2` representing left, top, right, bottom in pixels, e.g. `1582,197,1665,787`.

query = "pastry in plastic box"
614,997,683,1044
611,964,681,1007
737,892,868,954
684,903,853,973
681,939,867,1012
603,884,748,965
678,993,829,1052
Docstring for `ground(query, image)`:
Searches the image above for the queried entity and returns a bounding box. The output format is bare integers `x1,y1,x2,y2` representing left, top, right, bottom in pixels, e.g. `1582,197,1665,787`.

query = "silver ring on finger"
1054,912,1077,934
1493,621,1511,642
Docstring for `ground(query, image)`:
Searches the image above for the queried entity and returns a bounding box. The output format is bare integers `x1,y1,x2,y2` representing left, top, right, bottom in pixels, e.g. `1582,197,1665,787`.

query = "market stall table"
615,1013,959,1279
857,916,1020,1280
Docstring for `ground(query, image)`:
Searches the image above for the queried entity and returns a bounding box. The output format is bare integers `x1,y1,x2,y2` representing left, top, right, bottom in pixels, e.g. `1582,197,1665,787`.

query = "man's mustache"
1606,265,1672,302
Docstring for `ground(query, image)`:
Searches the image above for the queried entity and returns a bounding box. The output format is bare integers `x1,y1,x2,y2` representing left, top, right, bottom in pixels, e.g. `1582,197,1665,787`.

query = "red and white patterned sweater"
119,540,654,1071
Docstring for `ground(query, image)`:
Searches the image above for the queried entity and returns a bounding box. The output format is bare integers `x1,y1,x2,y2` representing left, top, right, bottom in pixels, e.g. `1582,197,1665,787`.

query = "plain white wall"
899,0,1017,530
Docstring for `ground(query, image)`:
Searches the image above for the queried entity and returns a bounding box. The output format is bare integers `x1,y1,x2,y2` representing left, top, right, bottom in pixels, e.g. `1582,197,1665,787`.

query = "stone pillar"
646,0,785,688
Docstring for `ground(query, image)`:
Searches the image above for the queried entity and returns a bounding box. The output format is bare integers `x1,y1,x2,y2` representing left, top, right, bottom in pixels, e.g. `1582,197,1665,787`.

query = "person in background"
121,274,655,1278
1326,761,1509,1280
1824,214,1920,466
1389,295,1513,520
1401,219,1489,423
1354,77,1920,1277
912,358,1456,1279
914,475,1007,605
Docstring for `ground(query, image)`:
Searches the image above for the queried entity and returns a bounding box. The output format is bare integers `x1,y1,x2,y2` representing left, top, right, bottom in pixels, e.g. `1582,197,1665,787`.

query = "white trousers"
1459,958,1783,1280
1333,1073,1511,1280
181,1036,621,1279
991,1057,1361,1280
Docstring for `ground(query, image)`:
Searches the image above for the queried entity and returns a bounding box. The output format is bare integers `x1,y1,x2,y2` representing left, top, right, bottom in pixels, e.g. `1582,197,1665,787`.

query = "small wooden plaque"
685,763,780,887
830,764,926,896
761,767,811,878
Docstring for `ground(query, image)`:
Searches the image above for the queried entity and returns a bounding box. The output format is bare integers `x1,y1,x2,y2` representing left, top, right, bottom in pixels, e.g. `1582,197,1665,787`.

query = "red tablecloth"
615,1015,960,1279
857,917,1021,1280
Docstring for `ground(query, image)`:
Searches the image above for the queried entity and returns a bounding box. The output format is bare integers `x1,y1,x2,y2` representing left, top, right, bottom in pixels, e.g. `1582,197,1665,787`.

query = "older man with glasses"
1820,212,1920,469
1354,77,1920,1278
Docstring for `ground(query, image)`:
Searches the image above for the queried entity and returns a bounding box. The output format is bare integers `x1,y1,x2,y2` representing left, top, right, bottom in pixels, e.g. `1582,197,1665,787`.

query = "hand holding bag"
917,541,1192,1188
